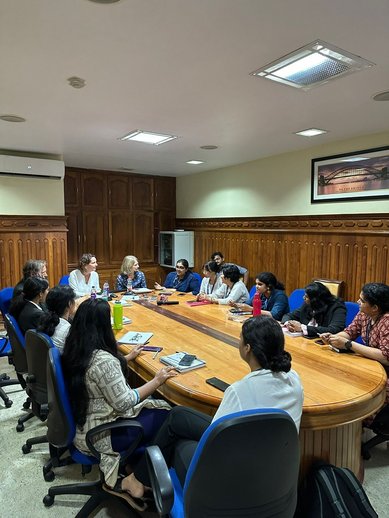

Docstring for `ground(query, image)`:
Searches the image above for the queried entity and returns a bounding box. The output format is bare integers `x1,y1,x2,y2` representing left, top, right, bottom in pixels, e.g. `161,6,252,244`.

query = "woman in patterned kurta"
321,282,389,402
61,298,176,498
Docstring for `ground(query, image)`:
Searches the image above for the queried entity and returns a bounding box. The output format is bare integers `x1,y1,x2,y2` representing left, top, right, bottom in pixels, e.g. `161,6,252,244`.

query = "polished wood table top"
116,292,387,430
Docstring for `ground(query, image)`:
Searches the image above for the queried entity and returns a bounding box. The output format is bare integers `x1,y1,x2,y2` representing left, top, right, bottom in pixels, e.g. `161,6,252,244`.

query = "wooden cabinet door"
82,210,108,265
154,177,176,211
132,177,154,211
64,171,80,208
133,211,154,262
108,210,133,264
108,174,131,209
81,173,107,209
66,209,82,267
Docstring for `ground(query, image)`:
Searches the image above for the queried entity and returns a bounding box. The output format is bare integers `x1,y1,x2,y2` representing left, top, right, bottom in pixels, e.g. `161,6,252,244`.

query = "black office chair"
146,408,300,518
362,404,389,460
43,347,148,517
21,330,55,454
0,287,20,408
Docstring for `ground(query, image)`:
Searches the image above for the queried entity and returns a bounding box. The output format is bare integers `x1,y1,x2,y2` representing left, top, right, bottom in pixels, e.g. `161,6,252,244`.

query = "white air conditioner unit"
0,155,65,180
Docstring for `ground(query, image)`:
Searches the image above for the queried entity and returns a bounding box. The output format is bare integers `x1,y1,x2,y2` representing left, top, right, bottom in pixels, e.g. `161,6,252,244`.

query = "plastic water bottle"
90,286,97,300
127,277,133,293
252,292,262,316
102,281,109,300
113,301,123,330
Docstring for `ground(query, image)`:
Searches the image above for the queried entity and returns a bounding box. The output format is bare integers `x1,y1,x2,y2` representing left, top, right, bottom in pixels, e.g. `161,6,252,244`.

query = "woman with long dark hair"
125,316,303,498
233,271,289,320
37,285,76,353
9,277,49,334
196,260,222,299
281,281,346,337
61,298,176,506
154,258,200,294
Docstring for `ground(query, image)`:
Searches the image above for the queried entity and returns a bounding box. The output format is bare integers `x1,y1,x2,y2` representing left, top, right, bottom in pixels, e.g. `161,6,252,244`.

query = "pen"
153,350,160,359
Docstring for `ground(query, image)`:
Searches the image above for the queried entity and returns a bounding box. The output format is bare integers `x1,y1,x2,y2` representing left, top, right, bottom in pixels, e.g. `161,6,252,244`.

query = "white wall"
0,176,64,216
176,131,389,218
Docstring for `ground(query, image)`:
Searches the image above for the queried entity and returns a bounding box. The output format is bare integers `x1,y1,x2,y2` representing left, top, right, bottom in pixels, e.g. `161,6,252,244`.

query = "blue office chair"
345,301,360,327
0,287,20,408
0,287,14,316
249,285,256,298
43,347,147,516
58,274,70,285
288,289,305,312
146,408,300,518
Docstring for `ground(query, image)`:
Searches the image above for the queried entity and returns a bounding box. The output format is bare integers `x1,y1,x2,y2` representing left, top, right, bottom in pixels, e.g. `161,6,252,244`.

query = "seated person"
13,259,48,298
211,251,249,285
196,260,222,299
233,271,289,320
154,258,200,295
321,282,389,401
61,299,177,500
37,285,76,353
116,255,147,291
122,316,304,498
9,277,49,334
69,253,100,297
281,281,346,337
202,264,249,305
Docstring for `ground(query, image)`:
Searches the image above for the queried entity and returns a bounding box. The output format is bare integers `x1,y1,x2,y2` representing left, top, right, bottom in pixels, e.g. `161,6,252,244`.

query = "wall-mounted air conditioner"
0,155,65,180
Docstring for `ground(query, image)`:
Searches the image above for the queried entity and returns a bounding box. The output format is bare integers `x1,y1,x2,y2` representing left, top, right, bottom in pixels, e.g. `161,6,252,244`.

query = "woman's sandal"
103,478,148,512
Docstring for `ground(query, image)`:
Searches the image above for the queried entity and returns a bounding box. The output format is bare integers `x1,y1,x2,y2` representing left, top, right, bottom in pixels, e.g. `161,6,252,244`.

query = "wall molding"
0,215,67,232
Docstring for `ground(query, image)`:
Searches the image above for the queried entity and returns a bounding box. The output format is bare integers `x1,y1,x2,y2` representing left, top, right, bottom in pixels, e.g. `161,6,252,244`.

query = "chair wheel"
43,494,54,507
22,443,31,454
5,399,13,408
44,470,55,482
16,423,24,432
23,400,30,409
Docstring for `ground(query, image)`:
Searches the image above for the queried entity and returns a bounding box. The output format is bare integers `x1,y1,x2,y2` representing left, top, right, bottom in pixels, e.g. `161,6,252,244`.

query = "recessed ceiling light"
200,145,218,150
295,128,328,137
372,90,389,101
87,0,121,4
67,76,86,89
119,130,177,145
0,114,26,123
250,40,375,90
186,160,204,165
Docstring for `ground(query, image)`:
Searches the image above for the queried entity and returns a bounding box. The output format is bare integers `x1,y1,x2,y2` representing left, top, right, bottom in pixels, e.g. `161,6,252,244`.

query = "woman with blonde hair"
116,255,146,291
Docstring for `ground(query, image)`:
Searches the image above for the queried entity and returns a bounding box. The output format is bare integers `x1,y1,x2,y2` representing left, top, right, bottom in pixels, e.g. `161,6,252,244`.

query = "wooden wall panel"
176,214,389,302
0,216,68,289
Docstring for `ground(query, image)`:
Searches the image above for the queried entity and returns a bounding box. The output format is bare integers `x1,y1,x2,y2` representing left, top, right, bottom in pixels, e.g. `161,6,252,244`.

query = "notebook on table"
117,331,153,345
186,300,212,307
131,288,153,294
160,351,206,373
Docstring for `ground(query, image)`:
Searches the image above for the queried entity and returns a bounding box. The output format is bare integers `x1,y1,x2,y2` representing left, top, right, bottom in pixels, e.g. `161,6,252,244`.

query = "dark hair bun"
269,351,291,373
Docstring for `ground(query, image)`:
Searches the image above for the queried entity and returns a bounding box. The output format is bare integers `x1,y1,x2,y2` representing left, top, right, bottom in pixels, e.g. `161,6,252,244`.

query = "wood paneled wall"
0,216,68,289
176,214,389,302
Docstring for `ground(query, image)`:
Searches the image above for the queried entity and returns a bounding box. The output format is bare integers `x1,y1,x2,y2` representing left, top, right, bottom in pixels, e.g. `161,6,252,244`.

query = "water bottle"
127,277,133,293
113,301,123,330
102,281,109,300
252,292,262,316
90,286,97,300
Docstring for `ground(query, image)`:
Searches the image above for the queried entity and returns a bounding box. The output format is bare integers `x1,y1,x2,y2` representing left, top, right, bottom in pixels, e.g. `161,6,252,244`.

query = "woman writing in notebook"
61,299,176,509
116,255,147,291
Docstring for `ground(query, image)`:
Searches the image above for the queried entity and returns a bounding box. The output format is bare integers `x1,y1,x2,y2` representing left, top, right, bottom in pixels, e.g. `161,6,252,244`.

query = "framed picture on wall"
311,146,389,203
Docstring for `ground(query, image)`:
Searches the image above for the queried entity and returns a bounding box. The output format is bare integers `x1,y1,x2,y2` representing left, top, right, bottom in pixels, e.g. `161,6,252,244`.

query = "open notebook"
117,331,153,345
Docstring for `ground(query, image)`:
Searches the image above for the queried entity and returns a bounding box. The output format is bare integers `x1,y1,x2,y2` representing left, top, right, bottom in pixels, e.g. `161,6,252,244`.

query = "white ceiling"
1,0,388,177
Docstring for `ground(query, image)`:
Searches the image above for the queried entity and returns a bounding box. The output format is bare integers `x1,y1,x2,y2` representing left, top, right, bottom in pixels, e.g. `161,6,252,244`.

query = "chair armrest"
85,419,144,460
145,445,174,515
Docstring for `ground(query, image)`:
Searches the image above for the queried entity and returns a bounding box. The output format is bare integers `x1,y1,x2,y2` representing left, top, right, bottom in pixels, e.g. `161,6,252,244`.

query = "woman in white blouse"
69,253,100,297
204,264,249,305
197,260,222,300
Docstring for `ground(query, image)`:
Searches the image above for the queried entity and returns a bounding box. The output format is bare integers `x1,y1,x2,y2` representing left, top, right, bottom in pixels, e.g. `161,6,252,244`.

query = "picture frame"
311,146,389,203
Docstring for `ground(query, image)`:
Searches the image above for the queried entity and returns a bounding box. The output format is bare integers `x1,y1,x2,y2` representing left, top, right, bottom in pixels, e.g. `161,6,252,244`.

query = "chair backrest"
288,289,305,312
313,278,345,298
192,273,202,284
345,301,360,327
46,347,76,448
58,274,70,285
0,287,14,317
4,313,27,374
183,409,300,518
249,285,256,298
25,330,54,405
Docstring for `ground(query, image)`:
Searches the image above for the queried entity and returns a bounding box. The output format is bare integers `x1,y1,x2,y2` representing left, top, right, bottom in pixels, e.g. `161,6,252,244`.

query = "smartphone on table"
178,354,197,366
206,377,230,392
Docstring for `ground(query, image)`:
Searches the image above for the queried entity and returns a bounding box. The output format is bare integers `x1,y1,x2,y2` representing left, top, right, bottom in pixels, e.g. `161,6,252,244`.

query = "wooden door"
81,173,107,209
108,210,133,264
64,171,80,208
154,177,176,211
82,210,108,265
66,209,82,267
132,177,154,211
133,211,154,262
108,174,132,209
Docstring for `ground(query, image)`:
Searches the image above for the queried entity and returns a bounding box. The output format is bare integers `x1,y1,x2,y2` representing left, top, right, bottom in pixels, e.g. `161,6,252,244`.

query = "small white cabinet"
159,231,194,268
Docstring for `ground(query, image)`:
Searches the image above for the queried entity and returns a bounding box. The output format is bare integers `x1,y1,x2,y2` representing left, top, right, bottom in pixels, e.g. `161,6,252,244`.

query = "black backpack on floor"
295,462,378,518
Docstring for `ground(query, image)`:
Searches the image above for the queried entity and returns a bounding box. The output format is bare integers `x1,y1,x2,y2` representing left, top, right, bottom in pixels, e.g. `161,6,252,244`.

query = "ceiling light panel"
120,130,177,145
295,128,328,137
186,160,204,165
251,40,375,90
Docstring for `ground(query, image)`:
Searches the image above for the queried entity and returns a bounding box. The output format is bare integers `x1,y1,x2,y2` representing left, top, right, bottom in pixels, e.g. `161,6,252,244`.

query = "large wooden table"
116,292,386,478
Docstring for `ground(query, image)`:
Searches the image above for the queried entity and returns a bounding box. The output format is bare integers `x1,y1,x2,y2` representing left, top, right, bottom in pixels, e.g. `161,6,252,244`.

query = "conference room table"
115,291,387,478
